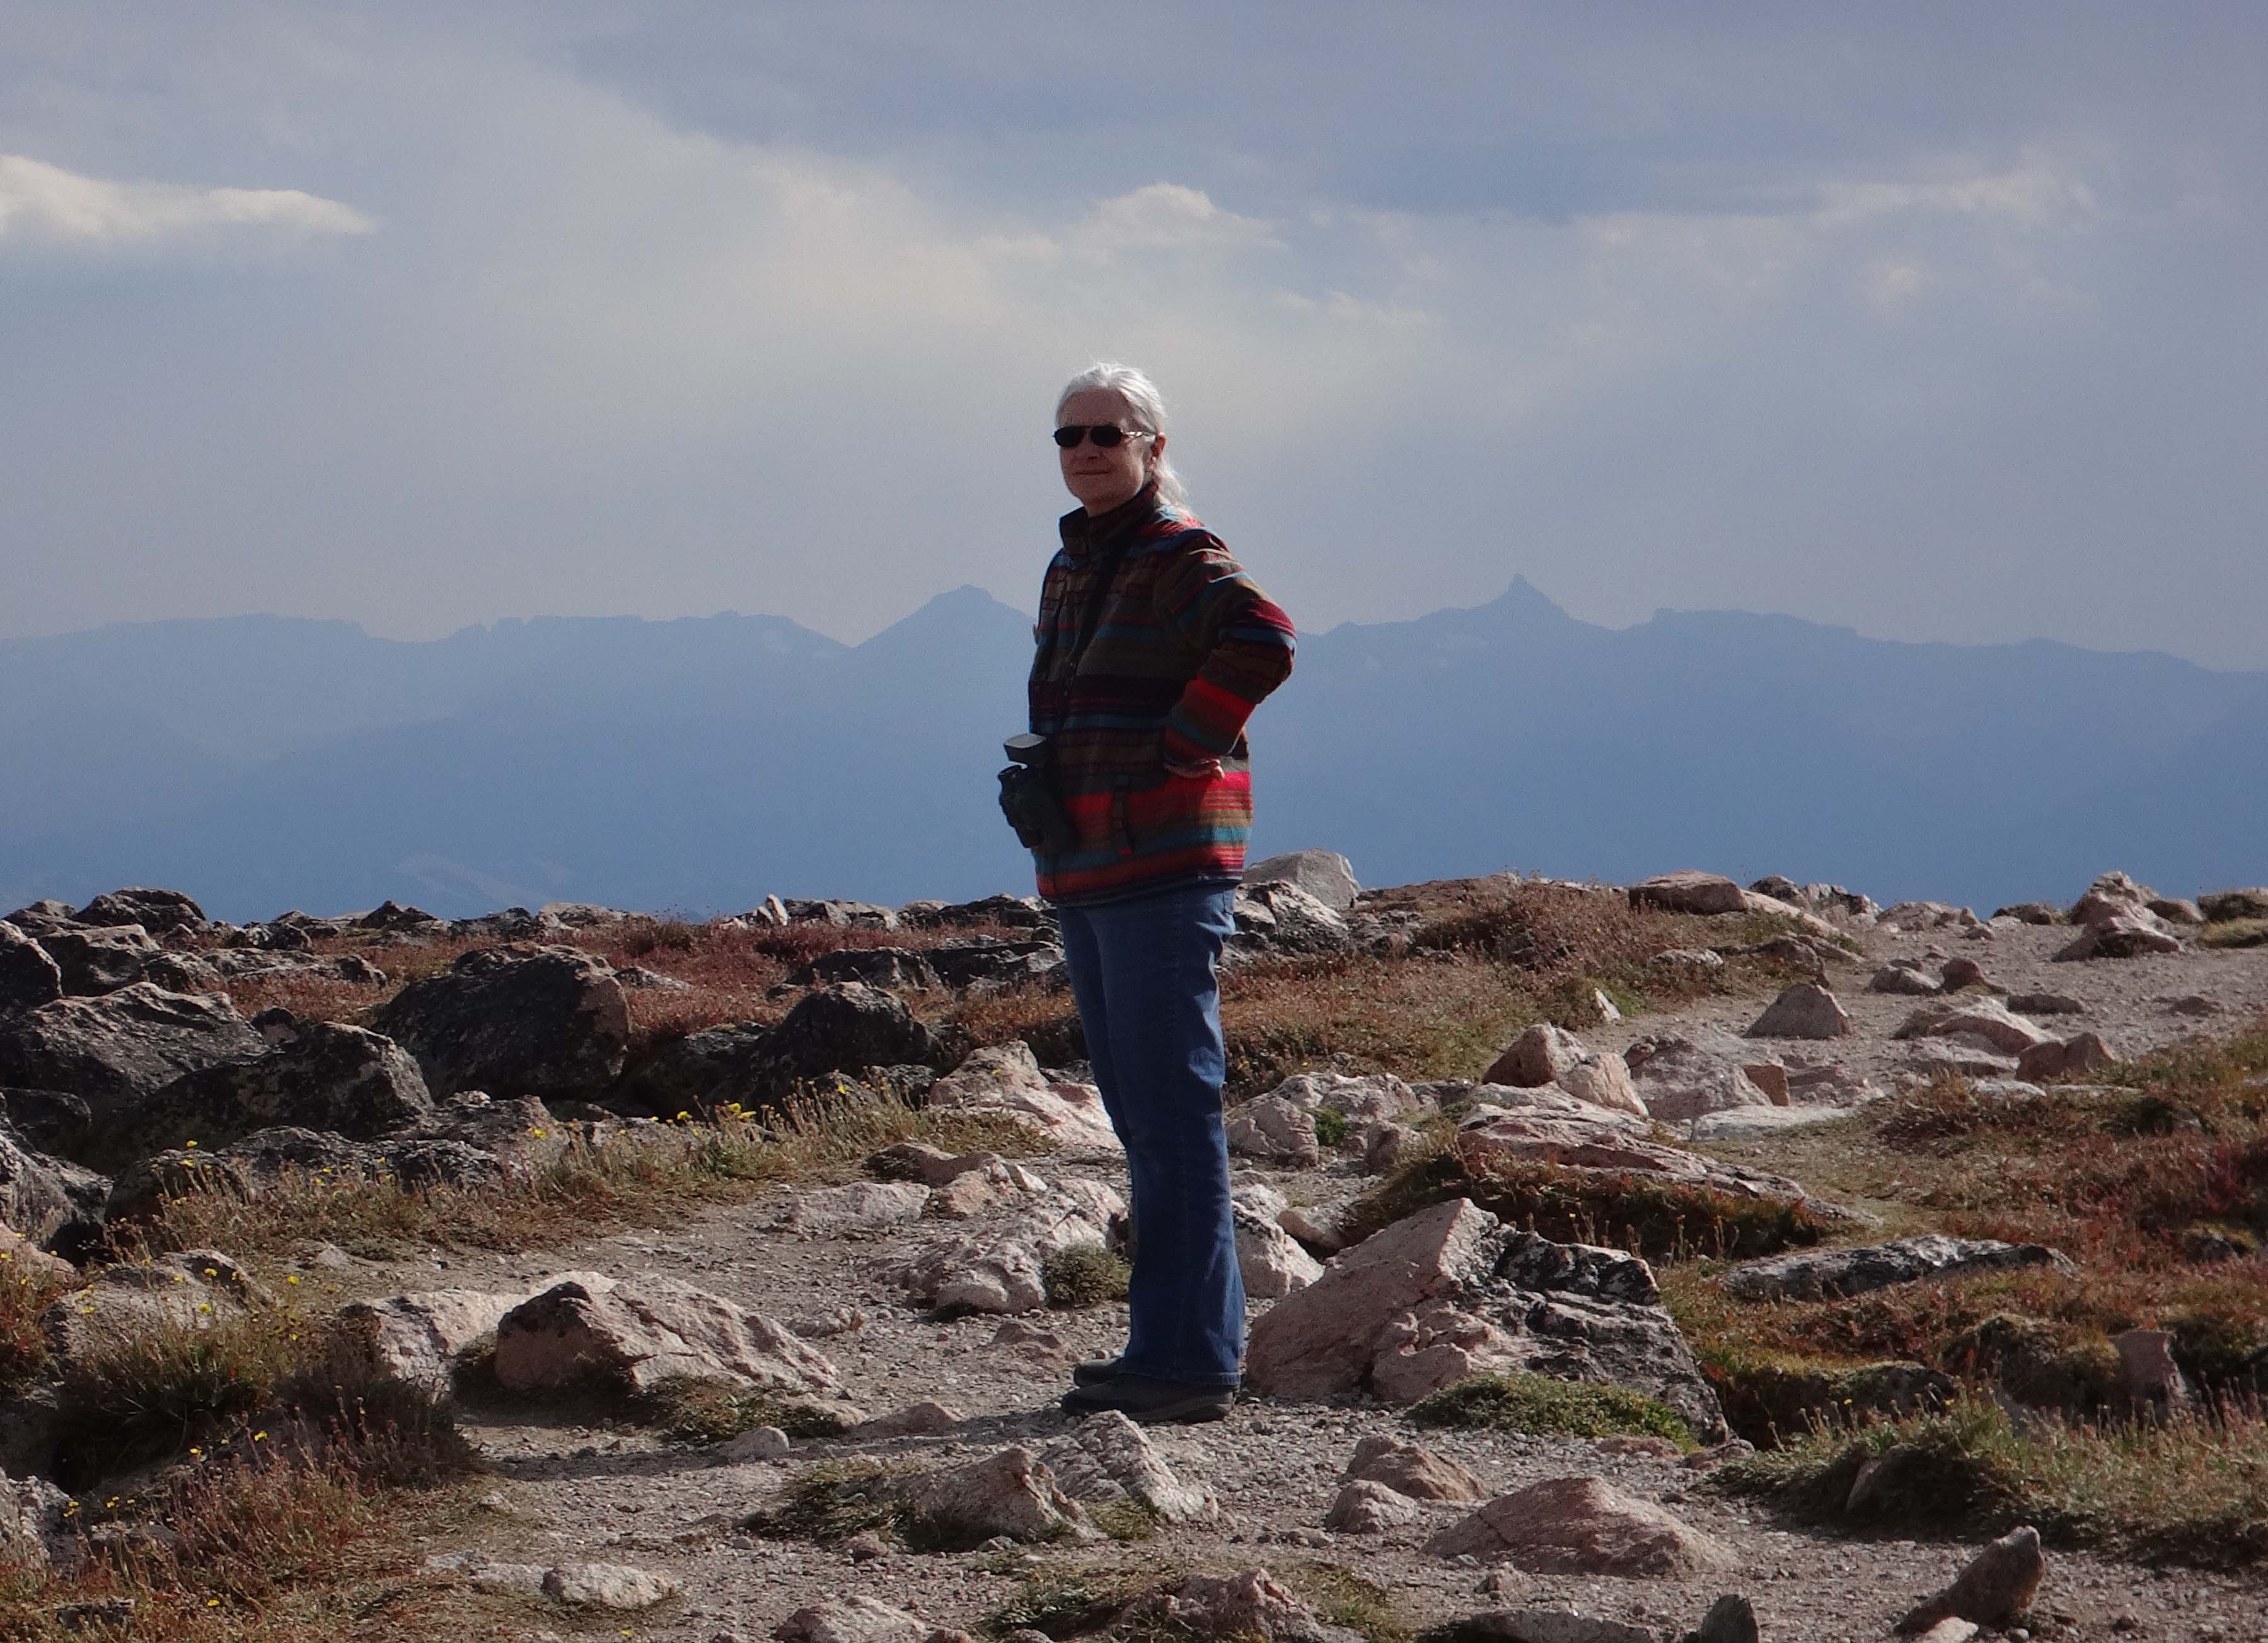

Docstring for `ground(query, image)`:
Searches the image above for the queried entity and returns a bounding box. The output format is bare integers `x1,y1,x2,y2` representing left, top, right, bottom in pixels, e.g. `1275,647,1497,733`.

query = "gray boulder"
113,1124,511,1216
1232,882,1350,953
1868,962,1943,997
1628,872,1746,915
1424,1475,1733,1577
1130,1569,1346,1642
123,1016,436,1161
0,985,265,1128
792,948,941,990
2015,1031,2113,1082
0,924,63,1017
2053,916,2182,961
924,936,1065,990
1,902,81,938
898,892,1053,931
1243,1197,1727,1440
1896,1525,2045,1633
883,1446,1097,1548
1891,999,2049,1055
1226,1094,1322,1168
493,1271,838,1398
76,888,206,936
1620,1034,1773,1123
1235,1203,1326,1298
783,898,900,929
611,1021,773,1115
889,1180,1126,1315
448,907,564,943
1745,984,1852,1040
2054,873,2184,960
1343,1432,1487,1501
0,1088,90,1158
1,1466,76,1571
352,899,446,934
1483,1026,1646,1118
373,944,629,1099
1266,1071,1428,1125
1242,849,1360,912
35,925,159,997
1036,1409,1218,1523
1325,1478,1425,1533
0,1123,108,1253
1721,1236,2073,1303
756,983,935,1090
773,1597,937,1643
332,1282,560,1401
1994,902,2064,926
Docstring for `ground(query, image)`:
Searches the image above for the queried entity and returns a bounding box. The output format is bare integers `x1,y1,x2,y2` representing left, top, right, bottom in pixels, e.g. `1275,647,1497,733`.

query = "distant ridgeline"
3,580,2263,922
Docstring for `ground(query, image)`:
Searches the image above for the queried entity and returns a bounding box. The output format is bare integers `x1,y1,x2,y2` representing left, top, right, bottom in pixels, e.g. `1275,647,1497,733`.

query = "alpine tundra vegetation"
0,859,2264,1639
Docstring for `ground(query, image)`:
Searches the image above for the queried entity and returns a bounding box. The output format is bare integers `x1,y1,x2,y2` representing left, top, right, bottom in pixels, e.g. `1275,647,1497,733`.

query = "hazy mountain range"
4,580,2263,922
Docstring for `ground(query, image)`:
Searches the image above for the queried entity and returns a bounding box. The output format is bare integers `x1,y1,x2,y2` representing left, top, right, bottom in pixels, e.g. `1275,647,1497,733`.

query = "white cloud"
1070,183,1280,258
0,153,375,245
1864,260,1933,309
1815,158,2098,232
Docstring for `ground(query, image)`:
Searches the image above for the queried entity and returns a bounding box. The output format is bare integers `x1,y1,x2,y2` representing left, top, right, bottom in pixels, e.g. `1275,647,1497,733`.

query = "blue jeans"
1053,880,1243,1386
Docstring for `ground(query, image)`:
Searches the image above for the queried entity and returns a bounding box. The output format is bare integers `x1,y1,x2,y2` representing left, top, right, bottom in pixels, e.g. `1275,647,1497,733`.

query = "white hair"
1055,361,1189,511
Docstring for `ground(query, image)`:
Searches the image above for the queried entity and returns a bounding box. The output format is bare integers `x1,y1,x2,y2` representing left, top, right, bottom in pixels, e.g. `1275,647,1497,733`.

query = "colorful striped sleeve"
1151,535,1297,763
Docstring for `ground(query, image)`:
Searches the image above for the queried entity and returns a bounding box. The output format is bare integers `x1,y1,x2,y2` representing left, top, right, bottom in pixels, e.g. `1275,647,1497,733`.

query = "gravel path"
411,910,2268,1642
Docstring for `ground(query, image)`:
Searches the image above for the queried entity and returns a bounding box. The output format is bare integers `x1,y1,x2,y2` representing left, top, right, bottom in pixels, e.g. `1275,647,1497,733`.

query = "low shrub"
0,1362,480,1639
0,1253,75,1396
1409,1372,1694,1447
1042,1245,1131,1309
52,1301,316,1485
1693,1344,1955,1449
1281,1563,1414,1643
1716,1391,2268,1565
745,1460,905,1545
985,1559,1168,1638
2201,919,2268,950
1343,1139,1836,1261
141,1089,1049,1262
639,1373,852,1443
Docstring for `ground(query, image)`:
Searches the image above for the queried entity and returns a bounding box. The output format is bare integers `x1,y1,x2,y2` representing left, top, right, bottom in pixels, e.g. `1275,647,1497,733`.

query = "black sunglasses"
1053,424,1152,450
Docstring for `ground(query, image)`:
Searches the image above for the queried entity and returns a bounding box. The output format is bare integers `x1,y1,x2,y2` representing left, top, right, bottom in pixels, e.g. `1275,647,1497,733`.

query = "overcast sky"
5,3,2265,668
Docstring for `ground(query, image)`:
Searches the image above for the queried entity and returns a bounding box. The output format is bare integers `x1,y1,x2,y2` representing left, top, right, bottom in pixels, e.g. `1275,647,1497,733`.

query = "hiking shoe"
1060,1373,1236,1425
1071,1356,1121,1388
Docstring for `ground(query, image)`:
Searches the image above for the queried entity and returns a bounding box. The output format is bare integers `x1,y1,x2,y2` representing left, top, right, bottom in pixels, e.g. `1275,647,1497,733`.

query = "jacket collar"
1058,479,1163,559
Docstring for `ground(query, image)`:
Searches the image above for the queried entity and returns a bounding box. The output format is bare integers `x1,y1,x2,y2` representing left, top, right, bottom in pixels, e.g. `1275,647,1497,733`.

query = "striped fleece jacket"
1027,482,1297,905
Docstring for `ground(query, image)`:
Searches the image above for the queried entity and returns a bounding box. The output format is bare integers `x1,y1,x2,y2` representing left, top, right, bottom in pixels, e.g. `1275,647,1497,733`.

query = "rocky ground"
1,864,2265,1642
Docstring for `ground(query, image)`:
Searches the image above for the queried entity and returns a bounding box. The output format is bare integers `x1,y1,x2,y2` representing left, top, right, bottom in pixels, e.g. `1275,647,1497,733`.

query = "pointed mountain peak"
857,584,1031,651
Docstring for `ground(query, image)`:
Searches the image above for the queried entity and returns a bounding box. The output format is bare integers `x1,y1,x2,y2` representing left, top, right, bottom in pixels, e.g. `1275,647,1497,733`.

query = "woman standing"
1022,363,1295,1422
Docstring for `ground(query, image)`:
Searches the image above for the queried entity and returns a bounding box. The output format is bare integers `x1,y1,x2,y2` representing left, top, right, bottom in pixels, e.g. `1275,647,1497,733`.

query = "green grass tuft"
639,1374,854,1442
1408,1371,1695,1447
1043,1243,1132,1309
1716,1391,2268,1566
746,1460,907,1545
1345,1140,1835,1262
